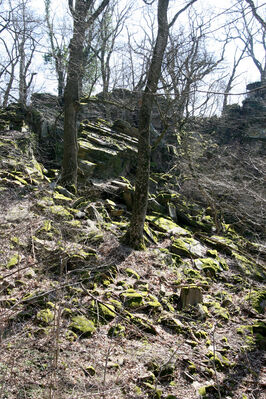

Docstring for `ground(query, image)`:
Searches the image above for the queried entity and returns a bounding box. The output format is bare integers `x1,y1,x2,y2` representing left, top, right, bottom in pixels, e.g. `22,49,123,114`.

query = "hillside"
0,102,265,399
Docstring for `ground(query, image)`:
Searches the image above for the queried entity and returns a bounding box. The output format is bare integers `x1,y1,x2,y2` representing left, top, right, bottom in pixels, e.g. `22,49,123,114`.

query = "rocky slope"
0,105,265,399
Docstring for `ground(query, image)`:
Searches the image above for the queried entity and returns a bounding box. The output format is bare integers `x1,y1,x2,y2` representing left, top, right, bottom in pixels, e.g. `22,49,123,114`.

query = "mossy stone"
126,312,157,335
207,351,232,370
49,205,72,219
210,301,230,320
145,295,162,312
125,268,140,280
146,215,190,236
171,237,205,258
120,290,144,308
108,324,125,337
98,303,116,321
246,289,266,313
159,313,185,333
6,254,21,269
70,316,96,337
85,365,96,376
36,309,54,325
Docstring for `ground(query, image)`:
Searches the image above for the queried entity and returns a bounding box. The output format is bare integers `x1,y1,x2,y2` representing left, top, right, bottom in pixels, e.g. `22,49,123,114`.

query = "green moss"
208,301,229,320
146,361,175,382
36,309,54,325
120,290,144,308
146,215,190,236
125,268,140,280
145,294,162,312
70,316,96,337
171,237,205,258
195,258,223,279
126,312,157,335
53,192,73,202
6,253,21,268
98,303,116,321
184,268,202,279
246,289,266,313
108,324,125,337
49,205,72,219
159,313,185,333
207,351,232,370
85,366,96,376
187,361,197,373
206,249,218,257
65,330,77,342
194,330,208,339
109,299,123,309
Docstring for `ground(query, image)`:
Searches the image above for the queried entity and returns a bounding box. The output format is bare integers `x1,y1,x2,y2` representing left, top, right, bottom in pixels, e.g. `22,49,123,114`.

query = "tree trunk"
125,0,170,249
61,1,88,190
61,0,110,190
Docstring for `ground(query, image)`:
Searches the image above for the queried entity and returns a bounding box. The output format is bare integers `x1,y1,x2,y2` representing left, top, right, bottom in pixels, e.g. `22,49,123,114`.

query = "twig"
210,323,222,399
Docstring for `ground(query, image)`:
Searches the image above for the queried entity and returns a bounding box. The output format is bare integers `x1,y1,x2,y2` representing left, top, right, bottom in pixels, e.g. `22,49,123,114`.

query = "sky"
4,0,266,109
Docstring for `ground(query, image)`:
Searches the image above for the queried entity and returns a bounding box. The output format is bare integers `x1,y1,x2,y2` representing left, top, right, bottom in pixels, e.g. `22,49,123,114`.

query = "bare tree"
44,0,69,100
125,0,197,249
160,16,228,126
0,0,41,105
61,0,110,190
222,46,247,111
233,0,266,82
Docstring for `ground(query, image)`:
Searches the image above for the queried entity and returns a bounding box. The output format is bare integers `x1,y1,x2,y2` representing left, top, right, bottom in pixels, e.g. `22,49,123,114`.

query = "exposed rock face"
220,80,266,144
23,91,172,179
78,120,139,180
80,88,168,134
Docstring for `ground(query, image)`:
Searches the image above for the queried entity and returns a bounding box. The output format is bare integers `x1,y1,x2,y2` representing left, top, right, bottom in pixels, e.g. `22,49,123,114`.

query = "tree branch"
169,0,198,28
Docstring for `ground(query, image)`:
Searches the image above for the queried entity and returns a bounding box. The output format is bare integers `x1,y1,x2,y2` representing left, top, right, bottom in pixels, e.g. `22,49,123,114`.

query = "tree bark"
125,0,170,249
125,0,197,249
61,1,86,189
61,0,110,190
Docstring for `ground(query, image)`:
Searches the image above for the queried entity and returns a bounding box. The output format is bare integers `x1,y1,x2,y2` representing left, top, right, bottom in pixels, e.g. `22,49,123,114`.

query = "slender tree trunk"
61,1,88,190
61,0,110,190
58,68,65,99
18,40,27,105
125,0,197,248
125,0,170,249
3,64,16,107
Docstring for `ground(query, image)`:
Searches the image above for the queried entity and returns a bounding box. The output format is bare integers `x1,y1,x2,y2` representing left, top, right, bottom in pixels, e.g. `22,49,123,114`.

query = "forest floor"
0,128,265,399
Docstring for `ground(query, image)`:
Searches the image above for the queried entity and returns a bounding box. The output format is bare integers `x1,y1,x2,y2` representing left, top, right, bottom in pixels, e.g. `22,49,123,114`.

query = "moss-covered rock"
120,289,145,308
146,215,191,236
49,205,73,220
36,309,54,325
33,237,96,271
98,303,116,321
171,237,205,258
195,258,222,278
246,289,266,313
125,312,157,335
6,253,22,269
144,294,162,312
108,324,125,337
206,351,232,370
146,360,175,382
70,316,96,337
78,122,138,179
125,268,140,280
159,313,185,333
